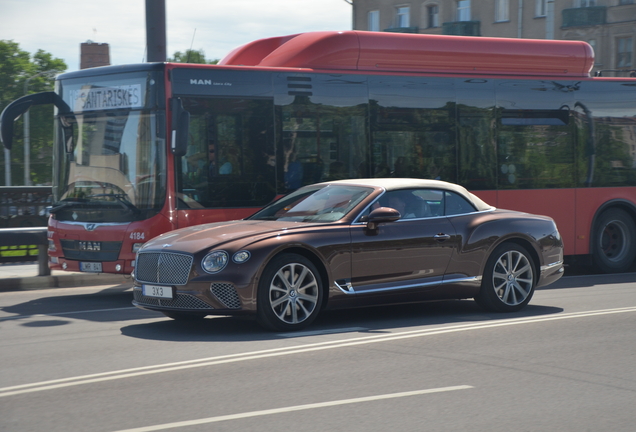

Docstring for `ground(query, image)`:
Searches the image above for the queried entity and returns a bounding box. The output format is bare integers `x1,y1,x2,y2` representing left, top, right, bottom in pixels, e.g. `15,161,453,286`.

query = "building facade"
351,0,636,76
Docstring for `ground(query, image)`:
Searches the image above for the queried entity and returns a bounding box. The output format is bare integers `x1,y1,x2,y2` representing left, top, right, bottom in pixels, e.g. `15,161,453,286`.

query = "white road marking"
0,307,138,321
1,306,635,398
277,327,368,337
111,386,474,432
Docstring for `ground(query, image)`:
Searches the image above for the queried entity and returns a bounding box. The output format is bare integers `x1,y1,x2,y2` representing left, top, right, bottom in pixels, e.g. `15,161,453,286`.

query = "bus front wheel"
592,208,636,273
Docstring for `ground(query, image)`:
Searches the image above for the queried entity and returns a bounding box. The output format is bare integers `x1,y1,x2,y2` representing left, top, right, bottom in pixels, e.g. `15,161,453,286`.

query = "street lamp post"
23,70,59,186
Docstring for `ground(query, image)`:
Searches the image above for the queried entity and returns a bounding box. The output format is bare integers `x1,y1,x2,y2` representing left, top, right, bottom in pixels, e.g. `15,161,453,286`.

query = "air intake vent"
287,76,312,96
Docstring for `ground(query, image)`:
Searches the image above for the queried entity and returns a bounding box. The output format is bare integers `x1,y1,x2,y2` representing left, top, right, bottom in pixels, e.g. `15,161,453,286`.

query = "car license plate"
80,262,102,272
142,284,173,299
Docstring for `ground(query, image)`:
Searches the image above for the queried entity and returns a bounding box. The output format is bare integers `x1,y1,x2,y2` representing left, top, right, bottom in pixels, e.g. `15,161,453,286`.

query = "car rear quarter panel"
445,210,560,280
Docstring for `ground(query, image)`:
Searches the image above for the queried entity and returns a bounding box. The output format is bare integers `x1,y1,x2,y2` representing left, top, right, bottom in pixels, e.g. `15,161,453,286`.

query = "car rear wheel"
592,208,636,273
475,243,535,313
257,253,322,331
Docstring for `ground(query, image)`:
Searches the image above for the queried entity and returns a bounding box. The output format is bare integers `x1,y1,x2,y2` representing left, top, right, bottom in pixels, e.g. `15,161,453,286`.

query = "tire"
162,311,207,321
592,208,636,273
475,243,536,313
257,253,323,331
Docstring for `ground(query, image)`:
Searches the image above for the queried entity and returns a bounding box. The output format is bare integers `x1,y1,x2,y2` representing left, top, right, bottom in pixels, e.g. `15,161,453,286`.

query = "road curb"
1,274,132,292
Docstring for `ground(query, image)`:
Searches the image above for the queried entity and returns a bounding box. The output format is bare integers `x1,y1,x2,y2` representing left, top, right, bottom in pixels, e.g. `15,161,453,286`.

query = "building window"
428,5,440,28
368,10,380,31
535,0,547,17
575,0,596,7
619,0,634,4
617,37,633,68
396,6,410,28
588,39,596,56
588,39,601,65
457,0,471,21
495,0,509,22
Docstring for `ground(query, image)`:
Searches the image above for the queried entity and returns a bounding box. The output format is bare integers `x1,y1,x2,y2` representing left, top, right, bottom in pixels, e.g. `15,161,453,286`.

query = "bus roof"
219,31,594,78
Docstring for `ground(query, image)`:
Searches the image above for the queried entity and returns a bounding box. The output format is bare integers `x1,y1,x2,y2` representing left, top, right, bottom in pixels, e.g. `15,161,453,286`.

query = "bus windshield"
53,109,166,222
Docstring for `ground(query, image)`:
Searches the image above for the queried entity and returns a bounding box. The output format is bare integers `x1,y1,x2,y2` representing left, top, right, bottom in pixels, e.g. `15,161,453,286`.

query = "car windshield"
249,185,373,222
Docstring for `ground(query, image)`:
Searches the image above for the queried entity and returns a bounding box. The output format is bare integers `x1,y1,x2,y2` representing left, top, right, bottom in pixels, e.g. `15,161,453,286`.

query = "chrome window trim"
351,187,496,225
352,206,496,225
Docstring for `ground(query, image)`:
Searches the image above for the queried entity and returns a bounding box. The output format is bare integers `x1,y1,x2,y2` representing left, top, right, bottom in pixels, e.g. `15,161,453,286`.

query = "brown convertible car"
132,178,564,331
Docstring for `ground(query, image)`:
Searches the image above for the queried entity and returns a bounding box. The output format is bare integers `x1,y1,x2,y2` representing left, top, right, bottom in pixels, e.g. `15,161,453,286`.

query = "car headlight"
202,250,229,274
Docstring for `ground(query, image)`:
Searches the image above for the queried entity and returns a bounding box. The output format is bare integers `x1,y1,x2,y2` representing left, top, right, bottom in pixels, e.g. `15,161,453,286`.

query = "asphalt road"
1,273,635,432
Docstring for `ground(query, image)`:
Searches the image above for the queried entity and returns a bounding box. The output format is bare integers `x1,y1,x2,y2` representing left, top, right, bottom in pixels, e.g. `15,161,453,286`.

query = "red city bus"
2,31,635,274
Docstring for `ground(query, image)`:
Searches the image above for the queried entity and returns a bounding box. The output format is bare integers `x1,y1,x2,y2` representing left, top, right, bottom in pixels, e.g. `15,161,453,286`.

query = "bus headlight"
202,251,229,274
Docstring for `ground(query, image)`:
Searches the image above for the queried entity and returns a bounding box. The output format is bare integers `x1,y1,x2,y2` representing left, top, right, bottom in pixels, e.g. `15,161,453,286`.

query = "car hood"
141,219,319,253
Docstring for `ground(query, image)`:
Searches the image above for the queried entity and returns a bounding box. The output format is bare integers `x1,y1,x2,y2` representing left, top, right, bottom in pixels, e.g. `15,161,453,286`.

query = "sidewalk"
0,263,132,291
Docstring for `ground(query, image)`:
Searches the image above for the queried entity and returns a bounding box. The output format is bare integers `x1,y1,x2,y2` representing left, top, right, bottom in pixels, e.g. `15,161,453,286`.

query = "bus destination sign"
67,84,143,112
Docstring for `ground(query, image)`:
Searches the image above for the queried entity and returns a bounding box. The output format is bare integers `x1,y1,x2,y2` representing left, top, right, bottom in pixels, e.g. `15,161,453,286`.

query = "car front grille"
133,288,212,310
210,283,241,309
135,251,193,286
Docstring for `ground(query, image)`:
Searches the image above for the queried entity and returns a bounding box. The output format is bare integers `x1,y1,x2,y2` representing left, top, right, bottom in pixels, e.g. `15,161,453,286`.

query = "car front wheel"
475,243,536,313
257,253,323,331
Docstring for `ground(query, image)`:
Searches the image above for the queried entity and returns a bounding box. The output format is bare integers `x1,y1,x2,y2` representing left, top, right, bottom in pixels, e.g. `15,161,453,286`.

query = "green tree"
169,49,218,64
0,40,66,185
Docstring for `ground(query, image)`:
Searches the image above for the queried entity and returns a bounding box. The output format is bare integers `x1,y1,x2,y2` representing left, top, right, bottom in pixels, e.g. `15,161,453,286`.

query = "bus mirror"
1,91,71,151
171,98,190,157
1,99,33,150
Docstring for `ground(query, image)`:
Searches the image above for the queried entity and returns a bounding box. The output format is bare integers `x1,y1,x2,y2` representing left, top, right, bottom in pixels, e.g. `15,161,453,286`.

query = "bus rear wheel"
592,208,636,273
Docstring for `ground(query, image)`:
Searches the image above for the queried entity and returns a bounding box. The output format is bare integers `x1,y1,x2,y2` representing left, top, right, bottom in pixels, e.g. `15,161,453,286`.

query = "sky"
0,0,353,72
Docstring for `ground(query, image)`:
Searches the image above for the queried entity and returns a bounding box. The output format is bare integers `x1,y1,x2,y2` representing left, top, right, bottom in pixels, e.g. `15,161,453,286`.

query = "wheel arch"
589,199,636,252
487,237,541,280
265,246,331,310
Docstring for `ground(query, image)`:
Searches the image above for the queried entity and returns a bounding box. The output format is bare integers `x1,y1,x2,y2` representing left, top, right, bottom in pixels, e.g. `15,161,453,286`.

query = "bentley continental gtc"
132,178,564,331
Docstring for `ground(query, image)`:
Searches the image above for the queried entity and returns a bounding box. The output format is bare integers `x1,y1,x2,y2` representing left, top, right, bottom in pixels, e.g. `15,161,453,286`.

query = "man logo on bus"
190,79,212,85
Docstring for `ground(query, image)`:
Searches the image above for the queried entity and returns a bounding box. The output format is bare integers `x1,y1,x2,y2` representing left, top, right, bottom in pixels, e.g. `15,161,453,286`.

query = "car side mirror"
366,207,401,231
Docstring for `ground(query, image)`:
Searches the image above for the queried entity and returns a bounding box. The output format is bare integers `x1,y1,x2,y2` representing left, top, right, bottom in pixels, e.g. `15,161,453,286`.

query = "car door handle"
434,233,451,241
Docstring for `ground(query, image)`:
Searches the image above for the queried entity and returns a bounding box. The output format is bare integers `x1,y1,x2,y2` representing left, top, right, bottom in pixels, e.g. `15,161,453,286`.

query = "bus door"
170,68,276,227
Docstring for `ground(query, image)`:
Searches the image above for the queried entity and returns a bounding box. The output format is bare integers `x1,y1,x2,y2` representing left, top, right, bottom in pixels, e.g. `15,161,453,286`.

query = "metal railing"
0,186,52,228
